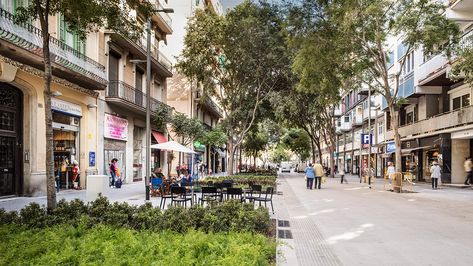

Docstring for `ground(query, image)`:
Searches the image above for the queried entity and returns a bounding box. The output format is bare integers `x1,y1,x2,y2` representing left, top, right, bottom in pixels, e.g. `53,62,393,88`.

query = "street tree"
281,128,311,162
269,145,291,164
242,127,269,169
15,0,151,211
177,1,291,174
323,0,460,172
201,125,228,148
170,112,205,146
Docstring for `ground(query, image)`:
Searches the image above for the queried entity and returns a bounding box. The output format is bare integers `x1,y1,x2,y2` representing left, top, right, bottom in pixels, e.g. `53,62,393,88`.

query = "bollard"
86,175,108,202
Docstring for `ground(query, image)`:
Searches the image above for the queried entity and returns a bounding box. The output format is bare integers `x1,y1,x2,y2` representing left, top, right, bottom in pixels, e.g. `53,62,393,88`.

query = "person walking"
304,163,315,189
464,157,472,185
314,162,325,189
339,164,347,184
71,160,80,189
430,161,441,190
387,161,395,190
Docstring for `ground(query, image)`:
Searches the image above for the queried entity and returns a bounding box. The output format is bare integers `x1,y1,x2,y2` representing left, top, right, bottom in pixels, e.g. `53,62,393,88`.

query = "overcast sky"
220,0,243,10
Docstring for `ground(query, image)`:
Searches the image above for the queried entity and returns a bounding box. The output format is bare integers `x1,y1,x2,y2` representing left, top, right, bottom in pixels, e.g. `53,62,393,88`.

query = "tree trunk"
227,139,234,175
390,107,402,173
39,8,56,211
310,138,316,163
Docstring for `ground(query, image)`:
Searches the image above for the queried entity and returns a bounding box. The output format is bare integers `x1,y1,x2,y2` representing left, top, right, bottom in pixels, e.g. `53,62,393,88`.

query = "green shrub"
0,224,276,265
0,196,272,235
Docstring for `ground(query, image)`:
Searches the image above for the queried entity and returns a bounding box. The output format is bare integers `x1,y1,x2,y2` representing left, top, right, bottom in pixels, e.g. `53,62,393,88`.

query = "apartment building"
332,89,383,177
0,1,173,196
163,0,225,176
101,0,173,183
379,0,473,184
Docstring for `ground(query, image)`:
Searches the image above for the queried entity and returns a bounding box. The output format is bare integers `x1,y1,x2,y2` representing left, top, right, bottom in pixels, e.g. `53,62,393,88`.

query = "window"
59,14,86,54
378,121,384,135
406,111,414,124
0,0,30,13
344,115,350,123
452,94,470,110
402,51,414,76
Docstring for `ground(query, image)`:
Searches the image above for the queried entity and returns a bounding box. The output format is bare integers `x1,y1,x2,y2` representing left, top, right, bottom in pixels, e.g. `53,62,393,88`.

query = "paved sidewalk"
275,173,473,266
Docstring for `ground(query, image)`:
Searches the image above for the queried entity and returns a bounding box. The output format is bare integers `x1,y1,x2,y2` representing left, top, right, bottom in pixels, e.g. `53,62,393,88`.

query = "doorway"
0,83,23,196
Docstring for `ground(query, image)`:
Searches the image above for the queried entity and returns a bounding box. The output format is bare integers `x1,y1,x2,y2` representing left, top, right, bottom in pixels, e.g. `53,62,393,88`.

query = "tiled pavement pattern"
274,176,342,266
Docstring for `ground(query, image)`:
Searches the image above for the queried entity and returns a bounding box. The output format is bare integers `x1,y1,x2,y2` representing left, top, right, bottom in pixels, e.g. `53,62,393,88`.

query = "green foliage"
0,196,273,235
170,112,205,146
0,224,276,265
153,101,173,132
281,128,311,161
269,145,291,163
15,0,151,41
242,126,269,161
177,2,292,173
201,125,228,148
205,175,277,188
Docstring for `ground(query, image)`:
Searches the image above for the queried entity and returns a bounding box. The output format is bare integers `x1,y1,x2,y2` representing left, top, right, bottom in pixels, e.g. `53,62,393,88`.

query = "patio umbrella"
150,141,196,154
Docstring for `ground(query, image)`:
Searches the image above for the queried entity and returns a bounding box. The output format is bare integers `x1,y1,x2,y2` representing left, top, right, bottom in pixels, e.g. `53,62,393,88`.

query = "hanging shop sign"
89,151,96,167
52,98,82,117
386,141,396,153
361,134,372,145
104,114,128,141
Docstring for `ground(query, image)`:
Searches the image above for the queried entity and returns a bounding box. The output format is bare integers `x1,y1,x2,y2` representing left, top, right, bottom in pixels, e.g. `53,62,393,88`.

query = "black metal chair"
160,183,178,210
170,186,193,208
225,187,244,202
253,187,274,214
181,181,197,203
245,184,262,203
199,186,220,206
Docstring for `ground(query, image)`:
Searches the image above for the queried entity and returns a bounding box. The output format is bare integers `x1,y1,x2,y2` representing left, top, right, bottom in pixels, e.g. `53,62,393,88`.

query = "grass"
0,224,276,266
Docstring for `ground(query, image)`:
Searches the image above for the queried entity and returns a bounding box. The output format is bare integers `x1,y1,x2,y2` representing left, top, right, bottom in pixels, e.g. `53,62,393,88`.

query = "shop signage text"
104,114,128,141
386,141,396,153
52,98,82,117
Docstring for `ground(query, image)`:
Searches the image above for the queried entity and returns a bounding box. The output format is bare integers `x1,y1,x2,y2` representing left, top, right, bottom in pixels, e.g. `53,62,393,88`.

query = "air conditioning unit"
70,117,80,126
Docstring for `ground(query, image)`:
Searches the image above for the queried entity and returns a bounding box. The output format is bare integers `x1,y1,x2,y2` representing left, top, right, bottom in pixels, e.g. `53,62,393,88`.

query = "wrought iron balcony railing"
107,80,146,109
0,8,107,84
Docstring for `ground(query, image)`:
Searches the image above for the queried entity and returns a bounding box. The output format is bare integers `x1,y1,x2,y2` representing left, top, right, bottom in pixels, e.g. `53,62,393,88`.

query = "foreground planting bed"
0,197,276,265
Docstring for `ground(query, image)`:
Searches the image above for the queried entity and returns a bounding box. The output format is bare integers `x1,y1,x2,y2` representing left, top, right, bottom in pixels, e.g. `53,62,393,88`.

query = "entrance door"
108,51,121,96
0,83,23,196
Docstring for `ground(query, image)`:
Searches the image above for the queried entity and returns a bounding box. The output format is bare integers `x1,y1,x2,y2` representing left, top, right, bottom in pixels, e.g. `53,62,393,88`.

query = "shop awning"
401,146,433,155
152,131,167,143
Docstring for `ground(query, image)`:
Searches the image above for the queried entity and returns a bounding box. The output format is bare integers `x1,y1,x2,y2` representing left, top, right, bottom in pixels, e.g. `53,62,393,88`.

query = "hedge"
0,196,272,235
0,224,276,265
204,175,277,187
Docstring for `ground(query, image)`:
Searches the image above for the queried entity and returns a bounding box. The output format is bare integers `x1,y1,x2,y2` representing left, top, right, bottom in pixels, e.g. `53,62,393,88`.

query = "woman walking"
430,161,441,190
305,163,315,189
339,164,347,184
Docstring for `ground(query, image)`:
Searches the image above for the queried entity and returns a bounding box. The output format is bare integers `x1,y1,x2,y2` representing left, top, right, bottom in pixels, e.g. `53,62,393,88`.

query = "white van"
280,162,291,173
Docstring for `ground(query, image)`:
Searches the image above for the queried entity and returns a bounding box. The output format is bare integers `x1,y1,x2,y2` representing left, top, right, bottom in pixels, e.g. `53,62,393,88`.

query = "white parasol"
150,141,196,154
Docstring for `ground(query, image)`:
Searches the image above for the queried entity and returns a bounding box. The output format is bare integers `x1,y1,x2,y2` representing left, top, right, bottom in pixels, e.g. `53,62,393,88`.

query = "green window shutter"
59,14,66,42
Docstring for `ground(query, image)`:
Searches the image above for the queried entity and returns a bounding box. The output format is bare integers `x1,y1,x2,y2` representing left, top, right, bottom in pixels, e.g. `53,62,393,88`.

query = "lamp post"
144,7,174,201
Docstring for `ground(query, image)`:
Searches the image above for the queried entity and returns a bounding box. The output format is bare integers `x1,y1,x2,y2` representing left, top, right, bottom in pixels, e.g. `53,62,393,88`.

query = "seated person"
152,167,165,179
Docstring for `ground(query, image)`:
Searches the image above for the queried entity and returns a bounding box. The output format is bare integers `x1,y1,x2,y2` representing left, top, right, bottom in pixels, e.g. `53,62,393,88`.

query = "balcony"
151,0,172,34
107,32,173,77
341,122,352,132
386,105,473,140
195,96,223,118
363,108,378,121
448,0,473,12
0,8,107,89
334,108,342,117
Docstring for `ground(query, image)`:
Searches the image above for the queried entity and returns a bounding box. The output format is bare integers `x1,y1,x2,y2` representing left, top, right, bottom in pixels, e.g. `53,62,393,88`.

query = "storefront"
51,99,81,190
151,131,167,173
103,114,128,182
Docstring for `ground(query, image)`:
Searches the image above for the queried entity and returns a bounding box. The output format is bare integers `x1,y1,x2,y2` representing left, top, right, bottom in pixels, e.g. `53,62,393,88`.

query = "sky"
220,0,244,10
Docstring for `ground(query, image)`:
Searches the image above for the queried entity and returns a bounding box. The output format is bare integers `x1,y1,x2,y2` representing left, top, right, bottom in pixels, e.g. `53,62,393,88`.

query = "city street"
274,173,473,266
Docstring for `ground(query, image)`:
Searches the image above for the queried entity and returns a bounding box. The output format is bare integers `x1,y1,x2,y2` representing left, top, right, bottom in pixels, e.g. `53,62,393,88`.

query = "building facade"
327,0,473,184
0,0,174,196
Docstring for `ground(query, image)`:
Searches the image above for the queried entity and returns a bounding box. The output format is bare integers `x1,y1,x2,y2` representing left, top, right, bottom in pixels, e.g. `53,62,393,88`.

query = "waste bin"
86,175,108,202
393,172,402,193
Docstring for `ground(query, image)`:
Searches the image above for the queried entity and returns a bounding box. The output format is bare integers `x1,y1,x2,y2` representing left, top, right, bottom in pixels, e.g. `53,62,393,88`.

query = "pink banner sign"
104,114,128,141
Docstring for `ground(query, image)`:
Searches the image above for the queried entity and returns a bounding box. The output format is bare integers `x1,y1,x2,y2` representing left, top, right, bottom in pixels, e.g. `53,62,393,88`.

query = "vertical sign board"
89,152,96,167
361,134,372,145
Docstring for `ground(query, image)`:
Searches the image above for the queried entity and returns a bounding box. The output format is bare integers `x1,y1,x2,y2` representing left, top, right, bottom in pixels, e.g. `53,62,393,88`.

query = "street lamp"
144,7,174,201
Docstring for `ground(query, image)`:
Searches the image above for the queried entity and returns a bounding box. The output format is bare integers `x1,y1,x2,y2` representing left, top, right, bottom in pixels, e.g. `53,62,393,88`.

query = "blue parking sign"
361,134,372,145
